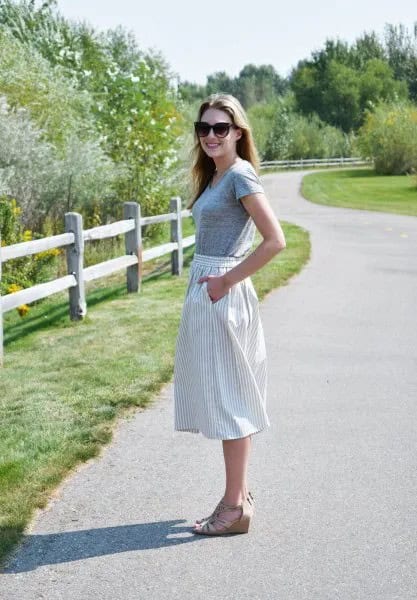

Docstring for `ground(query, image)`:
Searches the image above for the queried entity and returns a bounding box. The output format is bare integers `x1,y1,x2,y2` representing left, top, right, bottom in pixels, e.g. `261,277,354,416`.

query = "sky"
56,0,416,84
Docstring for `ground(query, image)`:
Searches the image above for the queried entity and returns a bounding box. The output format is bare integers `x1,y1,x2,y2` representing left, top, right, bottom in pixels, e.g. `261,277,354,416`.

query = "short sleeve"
232,165,264,200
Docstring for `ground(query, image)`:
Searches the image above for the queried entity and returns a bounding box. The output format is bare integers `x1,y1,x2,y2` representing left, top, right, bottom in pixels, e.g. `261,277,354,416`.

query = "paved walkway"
2,171,416,599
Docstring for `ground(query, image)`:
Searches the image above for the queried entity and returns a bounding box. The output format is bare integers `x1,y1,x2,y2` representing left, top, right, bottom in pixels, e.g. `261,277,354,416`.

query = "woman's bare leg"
222,434,252,505
194,434,252,531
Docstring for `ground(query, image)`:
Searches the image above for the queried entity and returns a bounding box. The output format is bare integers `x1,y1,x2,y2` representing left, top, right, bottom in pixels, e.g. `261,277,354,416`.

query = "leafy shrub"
0,96,118,233
248,96,353,161
0,28,93,149
358,101,417,174
0,196,60,302
247,102,278,159
287,113,353,159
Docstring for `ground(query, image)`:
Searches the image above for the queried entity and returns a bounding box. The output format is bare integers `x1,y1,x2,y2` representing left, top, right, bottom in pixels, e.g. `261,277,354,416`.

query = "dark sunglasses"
194,121,236,138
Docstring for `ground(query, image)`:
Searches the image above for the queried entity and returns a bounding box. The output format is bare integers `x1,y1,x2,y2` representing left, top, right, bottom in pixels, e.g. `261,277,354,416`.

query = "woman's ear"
235,127,243,141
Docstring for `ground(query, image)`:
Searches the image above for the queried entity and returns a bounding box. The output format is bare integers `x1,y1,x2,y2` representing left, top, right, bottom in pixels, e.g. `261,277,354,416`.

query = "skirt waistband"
192,253,245,268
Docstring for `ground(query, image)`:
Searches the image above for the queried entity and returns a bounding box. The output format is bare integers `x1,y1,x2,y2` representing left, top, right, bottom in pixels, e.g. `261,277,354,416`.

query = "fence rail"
1,232,75,261
260,157,371,169
0,198,194,365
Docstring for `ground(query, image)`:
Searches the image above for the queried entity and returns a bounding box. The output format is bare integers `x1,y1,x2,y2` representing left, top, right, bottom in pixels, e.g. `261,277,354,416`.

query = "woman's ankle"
222,490,247,506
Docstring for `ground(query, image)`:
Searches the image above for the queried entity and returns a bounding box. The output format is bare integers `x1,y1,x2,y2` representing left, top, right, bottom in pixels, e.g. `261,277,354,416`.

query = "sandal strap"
198,500,228,523
201,505,243,533
196,492,254,524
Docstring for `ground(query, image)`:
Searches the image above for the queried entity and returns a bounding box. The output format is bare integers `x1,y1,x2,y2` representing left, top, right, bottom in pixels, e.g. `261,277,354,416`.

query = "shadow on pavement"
2,520,203,573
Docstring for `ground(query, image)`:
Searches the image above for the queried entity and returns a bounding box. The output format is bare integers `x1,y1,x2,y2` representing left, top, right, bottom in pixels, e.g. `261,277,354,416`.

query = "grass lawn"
301,167,417,216
0,219,310,565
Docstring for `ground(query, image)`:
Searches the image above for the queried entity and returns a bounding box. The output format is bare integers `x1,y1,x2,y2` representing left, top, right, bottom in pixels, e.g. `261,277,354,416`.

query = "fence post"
124,201,142,293
0,236,3,366
65,212,86,320
170,197,183,276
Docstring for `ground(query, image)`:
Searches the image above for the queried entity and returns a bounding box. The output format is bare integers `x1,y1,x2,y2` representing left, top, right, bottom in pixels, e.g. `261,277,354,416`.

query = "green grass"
302,168,417,216
0,220,310,566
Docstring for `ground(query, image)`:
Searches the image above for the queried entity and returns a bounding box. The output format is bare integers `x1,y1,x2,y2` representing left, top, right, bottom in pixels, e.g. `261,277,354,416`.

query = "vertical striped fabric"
174,253,270,440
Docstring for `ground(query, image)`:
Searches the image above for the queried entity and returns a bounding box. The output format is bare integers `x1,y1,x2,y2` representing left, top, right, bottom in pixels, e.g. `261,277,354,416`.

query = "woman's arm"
198,192,286,301
223,191,286,287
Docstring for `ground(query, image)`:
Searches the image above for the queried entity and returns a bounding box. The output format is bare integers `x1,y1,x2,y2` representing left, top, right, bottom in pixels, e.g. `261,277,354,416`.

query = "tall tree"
350,32,386,69
384,23,417,101
290,33,408,131
206,71,236,97
237,64,287,107
179,64,288,109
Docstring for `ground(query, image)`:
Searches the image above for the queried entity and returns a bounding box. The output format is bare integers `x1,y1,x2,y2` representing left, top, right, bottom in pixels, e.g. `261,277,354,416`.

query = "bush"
248,96,353,161
0,96,118,233
0,196,60,302
287,113,353,159
358,100,417,174
247,101,279,160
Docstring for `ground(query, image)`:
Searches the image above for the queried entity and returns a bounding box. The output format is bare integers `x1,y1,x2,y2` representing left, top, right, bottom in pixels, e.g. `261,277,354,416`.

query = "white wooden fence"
260,157,371,169
0,199,194,365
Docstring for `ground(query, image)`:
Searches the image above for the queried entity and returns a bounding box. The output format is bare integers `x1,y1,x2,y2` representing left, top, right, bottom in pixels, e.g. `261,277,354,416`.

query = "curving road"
2,171,417,599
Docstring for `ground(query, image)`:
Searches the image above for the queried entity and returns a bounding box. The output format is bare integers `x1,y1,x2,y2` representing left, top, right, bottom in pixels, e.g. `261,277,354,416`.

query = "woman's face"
198,108,242,162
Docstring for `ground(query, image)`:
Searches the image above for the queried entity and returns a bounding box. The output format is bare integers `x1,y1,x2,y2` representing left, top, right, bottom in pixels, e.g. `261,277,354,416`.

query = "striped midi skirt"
174,253,270,440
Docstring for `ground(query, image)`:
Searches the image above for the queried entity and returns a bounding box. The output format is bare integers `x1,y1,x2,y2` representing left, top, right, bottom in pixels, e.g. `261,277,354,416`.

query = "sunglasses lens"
194,123,210,137
213,124,230,137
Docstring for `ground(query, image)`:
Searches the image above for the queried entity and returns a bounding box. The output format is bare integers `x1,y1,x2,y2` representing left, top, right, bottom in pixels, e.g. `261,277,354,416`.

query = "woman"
174,93,286,536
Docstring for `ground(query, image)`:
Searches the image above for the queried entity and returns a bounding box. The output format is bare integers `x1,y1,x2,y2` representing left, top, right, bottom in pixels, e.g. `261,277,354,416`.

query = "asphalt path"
2,170,416,599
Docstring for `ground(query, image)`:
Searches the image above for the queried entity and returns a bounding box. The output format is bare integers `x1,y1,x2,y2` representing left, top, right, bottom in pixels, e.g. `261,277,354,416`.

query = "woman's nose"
206,128,217,140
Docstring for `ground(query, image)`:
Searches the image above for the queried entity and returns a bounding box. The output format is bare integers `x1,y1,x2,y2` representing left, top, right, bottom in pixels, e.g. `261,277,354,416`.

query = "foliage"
180,63,289,109
0,27,93,148
0,96,118,232
248,100,284,159
262,98,294,160
384,23,417,101
358,101,417,174
206,70,237,99
0,1,185,238
349,32,386,68
178,81,207,104
287,113,353,159
290,33,409,132
92,49,184,223
0,196,60,301
248,95,352,161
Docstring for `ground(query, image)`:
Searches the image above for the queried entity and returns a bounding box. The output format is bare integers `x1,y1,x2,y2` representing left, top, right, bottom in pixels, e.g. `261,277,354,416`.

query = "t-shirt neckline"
208,159,244,189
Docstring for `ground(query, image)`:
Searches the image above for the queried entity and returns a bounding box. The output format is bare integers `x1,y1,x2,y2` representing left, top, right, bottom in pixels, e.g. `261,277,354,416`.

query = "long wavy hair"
187,93,260,208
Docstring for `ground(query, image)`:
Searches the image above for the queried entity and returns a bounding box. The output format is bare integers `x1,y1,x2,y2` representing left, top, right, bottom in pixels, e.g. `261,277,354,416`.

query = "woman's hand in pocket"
197,275,231,303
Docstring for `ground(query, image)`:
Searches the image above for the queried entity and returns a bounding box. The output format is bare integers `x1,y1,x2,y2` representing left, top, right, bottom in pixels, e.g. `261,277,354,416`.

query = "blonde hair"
187,93,260,208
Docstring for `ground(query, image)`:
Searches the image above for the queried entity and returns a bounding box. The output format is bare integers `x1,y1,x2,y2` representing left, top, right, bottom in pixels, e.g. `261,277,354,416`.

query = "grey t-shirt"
192,159,264,258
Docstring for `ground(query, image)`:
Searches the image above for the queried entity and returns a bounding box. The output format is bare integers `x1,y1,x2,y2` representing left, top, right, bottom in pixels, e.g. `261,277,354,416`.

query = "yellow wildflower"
7,283,23,294
11,199,22,216
35,248,61,260
17,304,29,317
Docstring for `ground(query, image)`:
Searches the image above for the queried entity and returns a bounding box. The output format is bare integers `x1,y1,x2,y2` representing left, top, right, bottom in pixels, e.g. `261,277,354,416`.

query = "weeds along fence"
0,199,194,365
